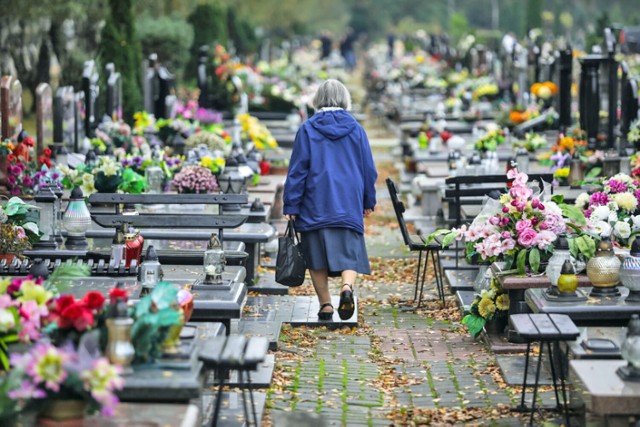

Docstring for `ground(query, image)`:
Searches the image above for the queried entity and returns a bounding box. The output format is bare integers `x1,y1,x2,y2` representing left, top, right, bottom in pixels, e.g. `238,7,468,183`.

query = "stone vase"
37,399,86,426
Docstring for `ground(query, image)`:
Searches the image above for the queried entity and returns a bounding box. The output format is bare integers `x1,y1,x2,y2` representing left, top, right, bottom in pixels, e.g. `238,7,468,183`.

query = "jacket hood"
309,110,358,140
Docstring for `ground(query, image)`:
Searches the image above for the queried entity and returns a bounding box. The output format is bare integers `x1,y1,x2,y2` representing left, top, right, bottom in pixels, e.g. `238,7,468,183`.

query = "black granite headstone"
558,48,573,130
105,63,122,121
579,55,604,148
82,60,99,138
53,86,76,152
74,91,86,153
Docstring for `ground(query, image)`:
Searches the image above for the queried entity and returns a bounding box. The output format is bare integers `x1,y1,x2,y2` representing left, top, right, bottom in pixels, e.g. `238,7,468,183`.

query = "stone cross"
36,83,53,158
74,91,86,153
82,60,99,138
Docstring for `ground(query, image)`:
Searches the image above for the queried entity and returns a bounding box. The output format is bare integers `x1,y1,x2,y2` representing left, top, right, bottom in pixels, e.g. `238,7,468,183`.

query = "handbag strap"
285,220,299,243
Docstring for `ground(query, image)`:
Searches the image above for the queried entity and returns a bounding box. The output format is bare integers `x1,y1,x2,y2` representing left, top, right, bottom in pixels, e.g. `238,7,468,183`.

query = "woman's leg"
310,268,332,312
341,269,357,292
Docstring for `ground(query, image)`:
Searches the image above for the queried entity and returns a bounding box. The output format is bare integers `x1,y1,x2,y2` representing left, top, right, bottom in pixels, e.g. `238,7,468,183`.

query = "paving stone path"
260,124,564,426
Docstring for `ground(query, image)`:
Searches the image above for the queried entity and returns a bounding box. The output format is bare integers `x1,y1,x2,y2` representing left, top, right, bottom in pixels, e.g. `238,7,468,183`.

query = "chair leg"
212,370,226,427
413,250,423,303
529,343,544,426
416,250,429,308
431,249,444,304
238,370,251,425
247,371,258,426
556,345,571,427
546,342,561,410
516,342,531,412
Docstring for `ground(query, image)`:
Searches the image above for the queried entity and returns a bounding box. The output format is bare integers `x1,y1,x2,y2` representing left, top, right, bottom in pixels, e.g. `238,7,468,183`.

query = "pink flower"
541,213,566,235
489,216,500,226
518,228,538,248
501,231,512,239
589,192,609,206
501,238,516,252
7,380,46,400
515,219,532,234
535,230,557,250
509,185,533,201
15,226,26,240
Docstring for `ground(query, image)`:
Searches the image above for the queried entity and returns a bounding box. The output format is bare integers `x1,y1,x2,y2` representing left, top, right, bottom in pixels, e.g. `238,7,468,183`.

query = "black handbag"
275,220,306,287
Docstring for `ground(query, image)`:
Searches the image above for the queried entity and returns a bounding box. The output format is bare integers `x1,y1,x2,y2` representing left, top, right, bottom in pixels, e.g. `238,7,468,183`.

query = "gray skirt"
299,228,371,277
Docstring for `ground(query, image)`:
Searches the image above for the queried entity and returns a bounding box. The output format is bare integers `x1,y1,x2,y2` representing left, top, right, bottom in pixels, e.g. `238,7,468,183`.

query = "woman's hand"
284,214,297,221
364,208,373,217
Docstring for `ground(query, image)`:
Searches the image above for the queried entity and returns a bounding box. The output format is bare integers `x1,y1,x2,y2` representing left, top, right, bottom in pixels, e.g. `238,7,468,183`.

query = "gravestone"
558,48,573,130
74,91,86,153
622,77,639,150
579,55,604,148
1,75,23,141
53,86,76,152
105,63,122,121
143,54,158,114
36,83,53,158
82,60,99,138
155,66,175,119
604,28,618,150
197,46,211,109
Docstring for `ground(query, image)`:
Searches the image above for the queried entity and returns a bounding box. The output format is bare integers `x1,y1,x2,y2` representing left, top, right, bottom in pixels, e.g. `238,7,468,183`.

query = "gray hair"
312,79,352,111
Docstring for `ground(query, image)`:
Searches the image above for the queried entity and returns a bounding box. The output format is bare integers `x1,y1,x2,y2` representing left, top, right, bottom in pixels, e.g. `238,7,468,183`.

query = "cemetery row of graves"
1,18,640,425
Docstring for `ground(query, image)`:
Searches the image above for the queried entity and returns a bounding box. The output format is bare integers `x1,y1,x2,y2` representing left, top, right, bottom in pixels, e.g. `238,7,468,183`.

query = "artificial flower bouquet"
429,169,591,275
473,128,505,153
1,135,53,196
462,278,510,337
628,118,640,151
514,132,547,153
574,173,640,247
171,165,218,194
238,113,279,150
0,197,41,255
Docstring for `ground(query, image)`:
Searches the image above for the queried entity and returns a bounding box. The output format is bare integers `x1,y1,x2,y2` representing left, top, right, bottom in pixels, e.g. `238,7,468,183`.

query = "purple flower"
607,179,627,193
589,192,609,206
8,380,46,400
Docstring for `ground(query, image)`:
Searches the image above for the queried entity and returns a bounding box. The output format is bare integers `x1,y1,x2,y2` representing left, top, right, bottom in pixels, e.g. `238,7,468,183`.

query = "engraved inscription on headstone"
36,83,53,158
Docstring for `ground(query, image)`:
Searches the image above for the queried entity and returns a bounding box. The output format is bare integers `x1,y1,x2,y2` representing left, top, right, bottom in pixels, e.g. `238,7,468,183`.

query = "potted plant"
0,197,40,261
462,279,510,336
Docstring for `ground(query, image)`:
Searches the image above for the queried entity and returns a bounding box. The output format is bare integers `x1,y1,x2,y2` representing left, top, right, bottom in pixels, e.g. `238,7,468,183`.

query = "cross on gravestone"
155,66,175,119
1,75,23,141
105,63,122,122
53,86,76,152
74,91,86,153
36,83,53,158
82,60,99,138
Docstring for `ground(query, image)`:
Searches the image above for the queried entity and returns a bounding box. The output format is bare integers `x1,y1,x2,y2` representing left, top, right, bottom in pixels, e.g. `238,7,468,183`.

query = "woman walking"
283,79,377,320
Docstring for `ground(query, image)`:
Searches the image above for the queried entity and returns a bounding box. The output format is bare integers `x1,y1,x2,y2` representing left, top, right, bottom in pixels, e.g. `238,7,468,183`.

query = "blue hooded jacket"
283,110,377,234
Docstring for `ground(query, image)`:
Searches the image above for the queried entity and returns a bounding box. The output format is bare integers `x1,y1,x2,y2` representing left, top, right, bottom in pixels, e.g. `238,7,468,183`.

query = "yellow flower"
201,156,214,169
0,277,11,294
18,281,53,308
554,167,570,178
496,294,510,311
612,193,638,212
477,297,496,318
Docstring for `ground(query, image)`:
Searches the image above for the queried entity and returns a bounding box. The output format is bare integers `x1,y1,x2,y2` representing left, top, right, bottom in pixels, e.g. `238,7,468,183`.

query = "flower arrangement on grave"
538,128,602,181
58,156,146,195
1,134,53,196
530,81,558,102
238,113,278,150
473,128,505,153
0,276,54,370
462,278,510,336
428,169,591,275
471,82,499,101
514,132,547,152
184,128,231,153
1,341,124,418
171,165,218,194
0,197,41,256
95,120,132,150
133,111,156,136
574,173,640,247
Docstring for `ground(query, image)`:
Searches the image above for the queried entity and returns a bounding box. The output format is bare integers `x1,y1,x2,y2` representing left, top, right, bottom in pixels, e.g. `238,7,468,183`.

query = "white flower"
614,221,632,239
591,220,612,237
612,193,638,212
609,211,619,224
591,205,611,222
632,215,640,229
611,173,634,185
575,193,590,210
0,309,15,332
544,201,562,216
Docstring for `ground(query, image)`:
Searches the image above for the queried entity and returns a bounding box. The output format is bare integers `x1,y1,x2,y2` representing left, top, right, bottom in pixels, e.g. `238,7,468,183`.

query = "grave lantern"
203,233,225,285
617,314,640,382
62,186,91,249
619,238,640,303
33,186,57,249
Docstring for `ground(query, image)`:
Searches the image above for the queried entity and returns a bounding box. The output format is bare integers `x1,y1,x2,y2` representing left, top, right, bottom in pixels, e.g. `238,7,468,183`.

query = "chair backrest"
385,177,412,247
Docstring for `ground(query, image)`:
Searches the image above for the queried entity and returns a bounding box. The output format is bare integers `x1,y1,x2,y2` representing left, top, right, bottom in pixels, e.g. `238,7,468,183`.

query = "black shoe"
318,303,334,320
338,284,355,320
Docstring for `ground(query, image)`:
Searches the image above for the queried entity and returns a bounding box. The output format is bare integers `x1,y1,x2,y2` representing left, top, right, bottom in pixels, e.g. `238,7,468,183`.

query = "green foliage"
526,0,543,30
186,2,228,81
46,263,92,295
462,314,486,337
100,0,143,121
136,13,194,81
131,282,182,363
227,8,258,56
449,12,471,43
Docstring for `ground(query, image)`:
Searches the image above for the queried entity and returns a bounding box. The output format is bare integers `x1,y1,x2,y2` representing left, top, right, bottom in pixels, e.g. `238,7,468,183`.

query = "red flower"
7,154,14,162
23,137,35,147
81,291,106,311
60,303,95,331
55,295,76,312
43,147,52,157
109,288,128,302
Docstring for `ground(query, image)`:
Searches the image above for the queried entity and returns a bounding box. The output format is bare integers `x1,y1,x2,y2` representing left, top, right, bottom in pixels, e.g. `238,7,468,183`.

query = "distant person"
340,28,357,71
283,79,378,321
320,30,332,59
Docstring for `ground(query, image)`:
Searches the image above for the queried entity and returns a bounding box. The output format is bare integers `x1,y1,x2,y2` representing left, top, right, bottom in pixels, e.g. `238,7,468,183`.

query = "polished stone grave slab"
206,354,275,389
248,271,289,295
496,355,554,386
202,391,267,427
564,326,626,360
444,269,476,293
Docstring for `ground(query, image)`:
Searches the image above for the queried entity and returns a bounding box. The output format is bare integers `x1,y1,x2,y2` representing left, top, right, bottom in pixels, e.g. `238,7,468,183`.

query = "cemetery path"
260,121,563,426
